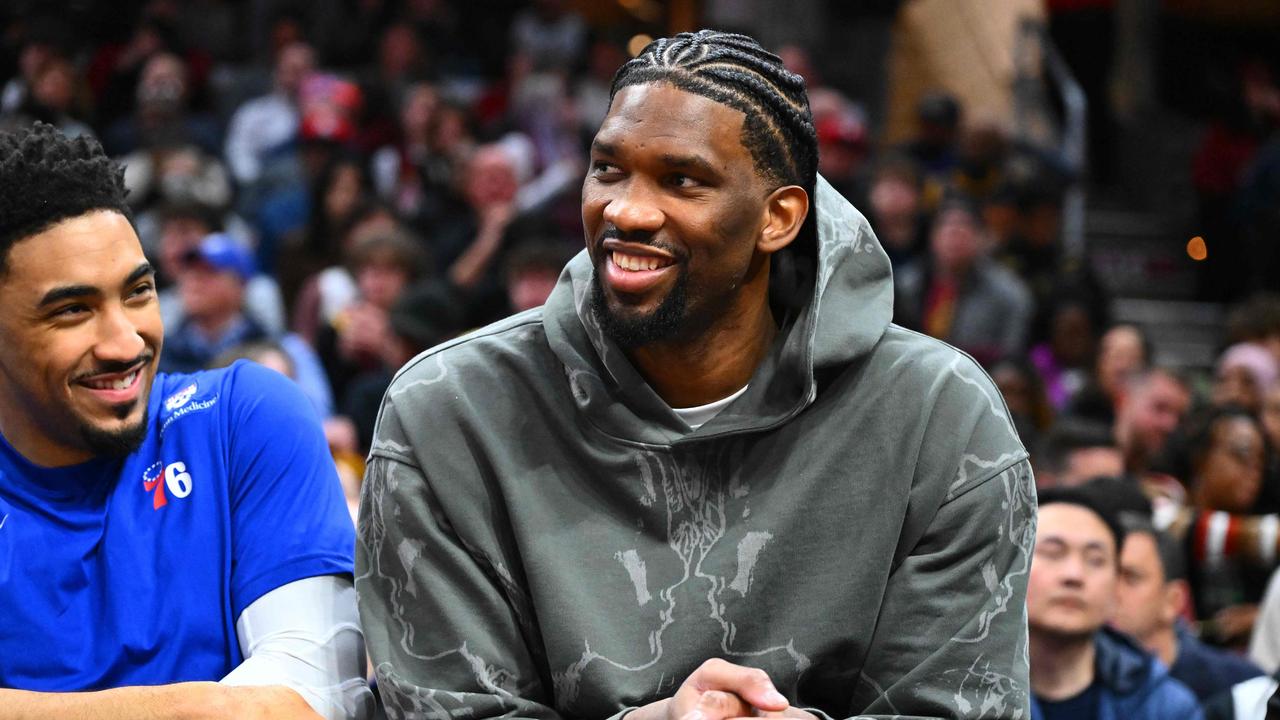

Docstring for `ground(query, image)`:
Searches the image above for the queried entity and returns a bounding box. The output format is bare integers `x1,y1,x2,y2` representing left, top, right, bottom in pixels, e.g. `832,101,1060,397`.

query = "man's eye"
53,304,89,319
592,162,621,177
129,282,156,300
669,174,699,188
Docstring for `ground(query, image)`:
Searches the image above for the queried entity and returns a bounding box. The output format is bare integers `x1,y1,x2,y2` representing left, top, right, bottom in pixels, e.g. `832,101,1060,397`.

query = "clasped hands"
629,659,819,720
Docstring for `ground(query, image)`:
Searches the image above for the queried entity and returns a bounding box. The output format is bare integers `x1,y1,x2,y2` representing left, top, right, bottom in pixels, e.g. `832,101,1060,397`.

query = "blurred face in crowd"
275,43,315,99
158,215,213,280
33,58,76,112
870,175,918,224
1111,532,1180,645
507,266,559,313
1213,365,1265,413
1060,446,1125,488
582,82,805,349
465,145,519,209
1050,304,1095,369
380,23,422,79
1194,415,1265,514
1097,325,1146,400
0,211,161,466
401,84,439,141
1027,503,1117,642
356,255,411,311
179,262,244,325
137,53,187,113
1115,371,1190,467
929,206,985,276
325,163,364,223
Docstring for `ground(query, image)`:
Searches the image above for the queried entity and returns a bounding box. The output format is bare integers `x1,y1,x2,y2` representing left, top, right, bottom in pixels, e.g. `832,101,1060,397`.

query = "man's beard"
78,405,149,458
590,268,688,349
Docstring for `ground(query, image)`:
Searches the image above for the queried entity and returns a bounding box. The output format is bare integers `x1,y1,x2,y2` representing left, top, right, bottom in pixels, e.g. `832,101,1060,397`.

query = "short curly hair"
0,122,131,274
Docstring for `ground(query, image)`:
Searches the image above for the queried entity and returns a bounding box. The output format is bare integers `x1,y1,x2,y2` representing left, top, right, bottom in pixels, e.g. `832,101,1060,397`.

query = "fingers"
687,659,789,713
677,690,753,720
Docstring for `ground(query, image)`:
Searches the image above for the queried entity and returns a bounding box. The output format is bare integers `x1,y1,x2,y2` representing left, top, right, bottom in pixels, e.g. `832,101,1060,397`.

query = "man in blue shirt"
0,123,371,718
1111,515,1264,702
1028,484,1202,720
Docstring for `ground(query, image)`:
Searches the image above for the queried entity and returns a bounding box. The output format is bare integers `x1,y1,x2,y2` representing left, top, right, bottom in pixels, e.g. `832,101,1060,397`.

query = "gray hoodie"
356,177,1037,720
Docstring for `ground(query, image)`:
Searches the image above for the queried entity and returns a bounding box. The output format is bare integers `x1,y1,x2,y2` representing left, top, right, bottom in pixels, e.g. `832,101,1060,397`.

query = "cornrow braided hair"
0,122,131,273
609,30,820,310
609,30,818,198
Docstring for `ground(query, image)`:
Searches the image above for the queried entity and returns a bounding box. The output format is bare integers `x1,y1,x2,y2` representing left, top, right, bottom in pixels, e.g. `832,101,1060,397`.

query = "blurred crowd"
2,0,1280,712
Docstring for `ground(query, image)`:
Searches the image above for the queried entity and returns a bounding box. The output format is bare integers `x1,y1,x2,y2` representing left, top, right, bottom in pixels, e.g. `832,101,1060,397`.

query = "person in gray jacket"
357,29,1037,720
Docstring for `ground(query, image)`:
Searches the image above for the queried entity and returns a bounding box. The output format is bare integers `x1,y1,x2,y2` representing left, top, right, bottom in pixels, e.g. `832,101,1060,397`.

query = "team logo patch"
142,460,194,510
164,383,198,412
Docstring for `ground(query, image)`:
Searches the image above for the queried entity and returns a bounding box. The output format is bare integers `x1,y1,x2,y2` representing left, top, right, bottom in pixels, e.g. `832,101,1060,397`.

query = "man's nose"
94,304,147,363
602,181,664,234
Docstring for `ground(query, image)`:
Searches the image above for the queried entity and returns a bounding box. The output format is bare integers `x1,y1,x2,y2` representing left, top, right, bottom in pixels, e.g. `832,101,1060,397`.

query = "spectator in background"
153,202,286,336
1111,516,1264,702
1031,291,1103,412
502,238,573,314
85,8,212,132
901,91,960,192
1228,294,1280,366
0,17,70,116
991,355,1055,449
370,82,453,227
509,0,586,73
1027,485,1202,720
2,55,95,139
866,154,927,268
159,233,331,416
895,195,1034,365
224,41,315,189
274,152,374,318
103,51,220,158
160,232,272,375
1032,418,1125,490
339,280,466,454
1071,323,1153,426
1213,343,1279,415
315,230,427,404
949,118,1010,204
1114,367,1192,477
1181,407,1273,647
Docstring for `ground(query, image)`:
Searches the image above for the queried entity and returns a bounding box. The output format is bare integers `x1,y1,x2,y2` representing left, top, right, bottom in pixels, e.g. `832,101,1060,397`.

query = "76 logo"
142,461,194,510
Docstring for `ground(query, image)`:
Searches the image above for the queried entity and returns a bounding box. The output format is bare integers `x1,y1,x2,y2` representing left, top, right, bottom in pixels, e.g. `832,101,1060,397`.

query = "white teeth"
612,251,670,272
86,371,137,391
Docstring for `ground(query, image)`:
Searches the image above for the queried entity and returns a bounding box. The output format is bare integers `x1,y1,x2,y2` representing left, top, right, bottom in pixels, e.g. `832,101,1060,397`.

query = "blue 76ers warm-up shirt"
0,361,354,689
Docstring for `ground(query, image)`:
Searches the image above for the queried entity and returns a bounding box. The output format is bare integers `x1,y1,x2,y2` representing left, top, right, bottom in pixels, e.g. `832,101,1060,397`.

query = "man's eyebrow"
124,262,156,287
660,153,720,177
38,262,155,309
591,140,619,156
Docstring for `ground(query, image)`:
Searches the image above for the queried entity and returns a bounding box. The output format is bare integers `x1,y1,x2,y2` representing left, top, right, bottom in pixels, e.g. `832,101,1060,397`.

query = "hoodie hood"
541,175,893,446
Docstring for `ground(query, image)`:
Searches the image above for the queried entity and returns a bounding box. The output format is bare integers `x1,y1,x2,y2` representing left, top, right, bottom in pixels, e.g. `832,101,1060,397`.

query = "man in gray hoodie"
357,29,1036,720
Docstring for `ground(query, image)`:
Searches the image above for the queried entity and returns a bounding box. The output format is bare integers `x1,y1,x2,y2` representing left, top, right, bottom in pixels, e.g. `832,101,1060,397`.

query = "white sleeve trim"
221,575,374,720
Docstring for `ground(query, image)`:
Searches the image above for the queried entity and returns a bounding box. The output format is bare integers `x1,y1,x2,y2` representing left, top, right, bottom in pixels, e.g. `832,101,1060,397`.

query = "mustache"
75,351,155,380
597,225,682,257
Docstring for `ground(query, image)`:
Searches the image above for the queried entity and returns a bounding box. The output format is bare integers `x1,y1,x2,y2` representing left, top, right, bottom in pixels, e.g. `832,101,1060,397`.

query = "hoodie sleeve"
356,456,563,720
822,456,1037,720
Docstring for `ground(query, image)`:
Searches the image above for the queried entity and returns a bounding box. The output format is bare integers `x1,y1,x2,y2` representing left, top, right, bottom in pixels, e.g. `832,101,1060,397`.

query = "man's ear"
1164,579,1191,624
757,185,809,255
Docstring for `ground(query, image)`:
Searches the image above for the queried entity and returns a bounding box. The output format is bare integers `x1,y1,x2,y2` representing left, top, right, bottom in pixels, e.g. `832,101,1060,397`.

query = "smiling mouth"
80,370,140,391
611,250,676,272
